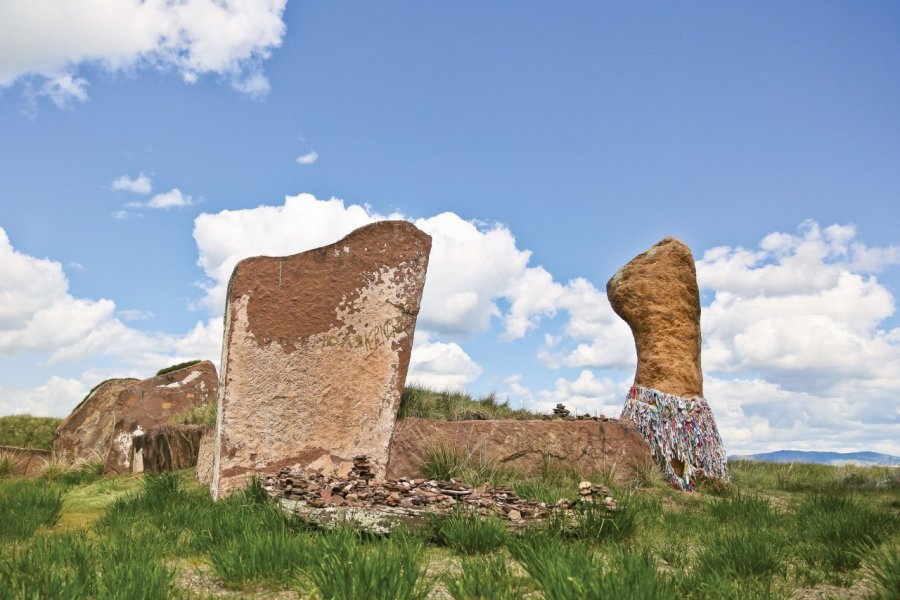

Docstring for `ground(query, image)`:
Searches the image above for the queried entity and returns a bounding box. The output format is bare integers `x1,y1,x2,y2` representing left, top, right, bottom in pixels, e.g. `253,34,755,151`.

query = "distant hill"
730,450,900,467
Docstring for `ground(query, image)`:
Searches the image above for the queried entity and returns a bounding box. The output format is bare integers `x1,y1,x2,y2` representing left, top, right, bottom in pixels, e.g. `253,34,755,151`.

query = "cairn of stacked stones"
552,403,571,418
265,455,616,526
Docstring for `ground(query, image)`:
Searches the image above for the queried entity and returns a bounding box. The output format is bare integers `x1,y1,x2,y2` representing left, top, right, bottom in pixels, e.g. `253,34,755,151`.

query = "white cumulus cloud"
697,221,900,393
125,188,193,210
0,0,288,103
0,376,86,417
407,335,483,391
296,151,319,165
505,370,623,417
0,227,117,355
192,193,565,341
111,173,152,194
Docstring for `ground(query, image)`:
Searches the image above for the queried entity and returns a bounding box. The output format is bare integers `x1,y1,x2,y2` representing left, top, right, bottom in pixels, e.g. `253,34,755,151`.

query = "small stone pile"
265,456,617,524
552,403,571,418
542,405,608,421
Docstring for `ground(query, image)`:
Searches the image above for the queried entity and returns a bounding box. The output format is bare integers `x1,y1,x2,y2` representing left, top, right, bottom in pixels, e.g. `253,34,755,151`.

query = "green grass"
510,531,680,599
0,479,63,542
443,554,524,600
0,414,62,450
867,543,900,600
1,458,898,598
0,529,175,600
693,529,786,580
795,493,898,572
399,384,539,420
210,526,314,588
170,401,217,426
307,527,432,600
708,492,780,527
155,359,202,376
429,510,508,554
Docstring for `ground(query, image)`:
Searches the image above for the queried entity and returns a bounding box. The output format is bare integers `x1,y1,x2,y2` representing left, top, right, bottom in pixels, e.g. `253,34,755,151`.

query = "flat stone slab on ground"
386,417,652,484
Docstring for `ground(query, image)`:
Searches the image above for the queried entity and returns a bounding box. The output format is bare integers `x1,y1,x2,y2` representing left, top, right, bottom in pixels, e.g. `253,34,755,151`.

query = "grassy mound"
155,360,202,377
0,415,62,450
398,385,539,421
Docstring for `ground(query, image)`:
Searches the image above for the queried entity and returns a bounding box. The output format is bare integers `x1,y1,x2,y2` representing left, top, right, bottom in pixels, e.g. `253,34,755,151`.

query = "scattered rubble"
265,454,617,531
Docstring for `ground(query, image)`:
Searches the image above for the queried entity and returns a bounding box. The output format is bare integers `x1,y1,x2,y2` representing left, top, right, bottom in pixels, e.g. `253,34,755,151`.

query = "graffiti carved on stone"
211,220,432,499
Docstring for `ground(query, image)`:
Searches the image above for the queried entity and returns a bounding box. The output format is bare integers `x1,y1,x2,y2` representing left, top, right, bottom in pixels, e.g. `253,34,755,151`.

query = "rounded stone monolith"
607,237,728,490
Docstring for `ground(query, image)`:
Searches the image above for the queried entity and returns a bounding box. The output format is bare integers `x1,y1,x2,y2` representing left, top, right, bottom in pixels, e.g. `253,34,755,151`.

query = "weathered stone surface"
54,378,139,464
195,427,215,485
608,238,729,490
143,424,206,473
385,418,652,485
606,237,703,397
211,220,432,499
103,361,218,475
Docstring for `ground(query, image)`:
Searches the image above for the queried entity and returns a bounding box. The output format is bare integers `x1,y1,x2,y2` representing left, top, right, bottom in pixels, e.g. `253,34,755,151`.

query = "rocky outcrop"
385,418,652,485
54,378,139,464
607,237,703,397
103,361,218,475
607,238,728,490
142,424,206,473
211,221,432,499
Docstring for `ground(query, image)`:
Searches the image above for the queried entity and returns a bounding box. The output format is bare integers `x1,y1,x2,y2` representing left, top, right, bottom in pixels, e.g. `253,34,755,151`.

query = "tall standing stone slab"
211,220,432,499
607,237,728,490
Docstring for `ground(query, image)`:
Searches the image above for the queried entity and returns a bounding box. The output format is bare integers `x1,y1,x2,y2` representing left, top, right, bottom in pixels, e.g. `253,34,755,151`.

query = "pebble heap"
552,403,571,418
265,455,617,524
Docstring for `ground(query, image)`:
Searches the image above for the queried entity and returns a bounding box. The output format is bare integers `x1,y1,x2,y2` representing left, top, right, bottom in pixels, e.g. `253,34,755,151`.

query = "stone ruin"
54,361,218,475
211,220,432,499
265,454,618,534
48,223,725,515
607,237,729,490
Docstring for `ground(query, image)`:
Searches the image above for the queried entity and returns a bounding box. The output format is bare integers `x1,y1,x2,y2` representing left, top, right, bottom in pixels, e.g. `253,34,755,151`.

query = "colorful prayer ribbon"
620,385,729,491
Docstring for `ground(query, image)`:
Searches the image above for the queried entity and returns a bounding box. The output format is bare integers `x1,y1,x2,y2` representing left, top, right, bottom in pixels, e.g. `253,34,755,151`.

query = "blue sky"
1,2,898,455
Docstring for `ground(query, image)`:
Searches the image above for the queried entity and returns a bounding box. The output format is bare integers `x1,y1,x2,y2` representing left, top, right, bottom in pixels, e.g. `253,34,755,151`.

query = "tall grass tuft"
0,450,16,478
0,479,63,542
867,543,900,600
693,529,786,580
443,554,524,600
399,385,538,421
0,529,174,599
419,444,512,486
171,401,217,426
210,528,314,589
429,510,508,554
307,528,432,600
155,359,201,376
546,499,638,544
509,530,678,599
795,494,898,571
37,453,104,485
708,492,780,528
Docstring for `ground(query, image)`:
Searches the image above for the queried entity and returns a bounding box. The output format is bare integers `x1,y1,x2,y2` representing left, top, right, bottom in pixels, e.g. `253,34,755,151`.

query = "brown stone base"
385,418,652,484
